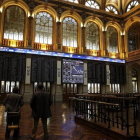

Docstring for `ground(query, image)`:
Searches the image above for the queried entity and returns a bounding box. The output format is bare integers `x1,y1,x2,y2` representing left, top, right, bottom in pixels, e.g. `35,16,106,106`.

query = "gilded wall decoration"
106,0,118,6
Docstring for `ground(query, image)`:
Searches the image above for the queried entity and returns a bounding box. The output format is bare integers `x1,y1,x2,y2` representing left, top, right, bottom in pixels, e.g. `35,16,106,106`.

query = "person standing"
3,87,24,139
30,83,52,140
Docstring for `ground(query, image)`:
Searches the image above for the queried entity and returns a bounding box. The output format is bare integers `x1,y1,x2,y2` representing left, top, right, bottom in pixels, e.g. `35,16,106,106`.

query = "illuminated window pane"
4,6,25,41
126,0,139,12
107,26,118,53
63,17,77,47
88,83,100,93
35,12,53,44
110,84,120,93
105,5,118,14
85,0,100,9
65,0,78,3
1,81,5,93
86,22,99,50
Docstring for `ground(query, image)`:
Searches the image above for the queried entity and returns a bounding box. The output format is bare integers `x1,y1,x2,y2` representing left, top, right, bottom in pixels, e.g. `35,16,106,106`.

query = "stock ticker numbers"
62,59,84,83
0,53,26,81
31,57,57,82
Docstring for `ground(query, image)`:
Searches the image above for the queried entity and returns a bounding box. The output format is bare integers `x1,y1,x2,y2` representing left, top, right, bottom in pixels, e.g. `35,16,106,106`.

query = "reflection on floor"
0,102,116,140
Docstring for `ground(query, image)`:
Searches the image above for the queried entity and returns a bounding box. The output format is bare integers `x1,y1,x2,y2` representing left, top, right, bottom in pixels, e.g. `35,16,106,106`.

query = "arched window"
65,0,78,3
128,22,140,52
63,17,77,47
85,0,100,9
35,12,53,44
105,5,118,14
132,69,138,93
4,6,25,41
126,0,139,12
86,22,99,50
107,26,118,53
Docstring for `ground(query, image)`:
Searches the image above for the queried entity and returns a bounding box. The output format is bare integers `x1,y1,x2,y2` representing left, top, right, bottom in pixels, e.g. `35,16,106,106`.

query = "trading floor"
0,102,115,140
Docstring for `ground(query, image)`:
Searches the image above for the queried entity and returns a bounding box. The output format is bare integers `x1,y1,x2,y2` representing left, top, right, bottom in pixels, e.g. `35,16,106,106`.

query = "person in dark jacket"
30,83,52,140
3,87,24,139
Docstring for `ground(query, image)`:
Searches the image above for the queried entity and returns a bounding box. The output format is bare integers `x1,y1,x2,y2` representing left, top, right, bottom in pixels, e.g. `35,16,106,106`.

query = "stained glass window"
65,0,78,3
4,6,25,41
128,22,140,52
126,0,139,12
85,0,100,9
105,5,118,14
35,12,53,44
107,26,118,53
86,22,99,50
63,17,77,47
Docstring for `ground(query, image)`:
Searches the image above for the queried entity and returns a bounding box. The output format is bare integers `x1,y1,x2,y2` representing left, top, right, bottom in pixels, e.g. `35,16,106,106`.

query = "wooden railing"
2,39,24,48
69,95,140,138
108,52,120,59
86,49,101,56
128,49,140,58
34,43,53,50
62,46,77,53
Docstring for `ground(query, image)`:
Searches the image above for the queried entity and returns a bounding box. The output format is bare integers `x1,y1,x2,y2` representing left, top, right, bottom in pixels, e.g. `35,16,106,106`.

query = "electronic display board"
62,59,84,83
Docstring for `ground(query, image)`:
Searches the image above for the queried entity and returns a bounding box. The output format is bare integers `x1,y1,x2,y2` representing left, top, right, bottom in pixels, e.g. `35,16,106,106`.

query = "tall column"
27,16,33,48
56,21,61,51
121,35,125,58
82,26,86,54
103,31,108,56
0,12,2,45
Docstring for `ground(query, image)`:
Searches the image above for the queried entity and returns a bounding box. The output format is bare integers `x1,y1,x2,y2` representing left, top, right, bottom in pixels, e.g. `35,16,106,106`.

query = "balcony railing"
128,49,140,58
86,49,101,56
34,43,53,51
2,39,24,48
62,46,78,53
108,52,120,58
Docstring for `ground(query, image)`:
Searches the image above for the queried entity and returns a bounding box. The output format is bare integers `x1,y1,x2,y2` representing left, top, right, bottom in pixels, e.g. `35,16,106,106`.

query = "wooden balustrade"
34,43,53,51
62,46,77,53
128,49,140,58
2,39,24,48
69,96,140,138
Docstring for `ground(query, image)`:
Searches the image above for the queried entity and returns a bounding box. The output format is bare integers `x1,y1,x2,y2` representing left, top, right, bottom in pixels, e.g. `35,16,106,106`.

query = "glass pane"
107,26,118,53
35,12,53,44
85,0,100,9
4,6,25,40
1,81,5,93
6,81,10,93
63,17,77,47
88,83,90,93
34,82,38,92
47,82,50,92
71,84,73,93
43,82,46,91
16,81,19,89
67,84,70,93
86,22,99,50
63,84,66,94
74,84,77,93
11,81,15,93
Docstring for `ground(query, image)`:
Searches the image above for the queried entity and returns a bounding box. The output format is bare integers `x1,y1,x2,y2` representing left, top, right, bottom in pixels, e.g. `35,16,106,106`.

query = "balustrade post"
125,100,130,136
133,99,137,136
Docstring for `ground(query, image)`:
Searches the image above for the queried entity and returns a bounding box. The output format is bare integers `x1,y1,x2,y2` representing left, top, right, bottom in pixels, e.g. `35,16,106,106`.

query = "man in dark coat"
30,83,52,140
3,87,24,139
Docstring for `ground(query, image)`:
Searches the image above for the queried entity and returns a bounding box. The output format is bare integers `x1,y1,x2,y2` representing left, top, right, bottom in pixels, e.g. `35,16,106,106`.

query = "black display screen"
62,59,84,83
